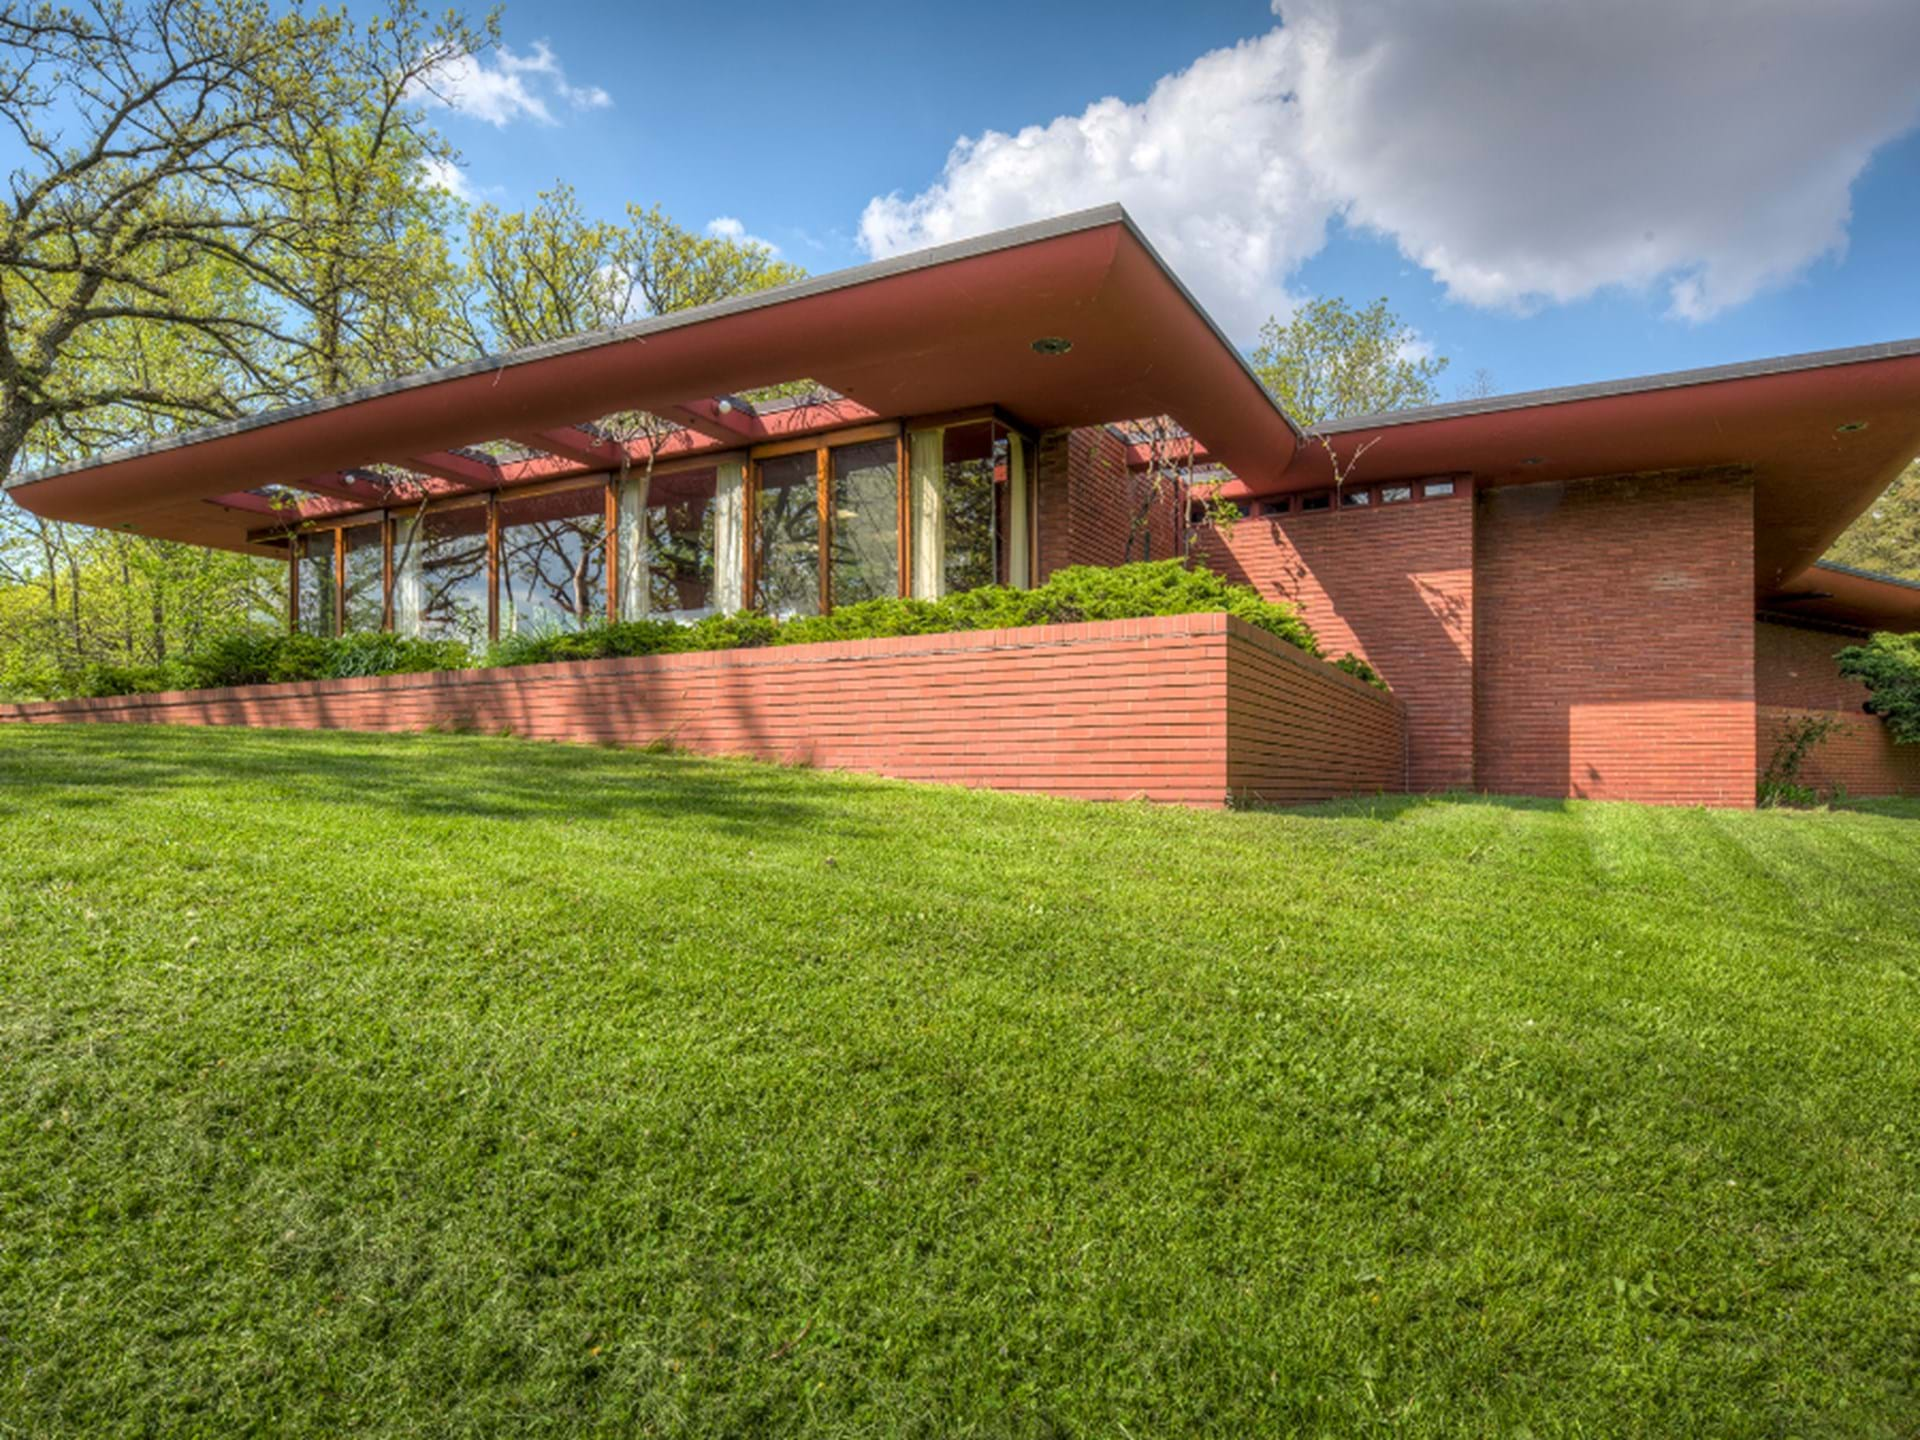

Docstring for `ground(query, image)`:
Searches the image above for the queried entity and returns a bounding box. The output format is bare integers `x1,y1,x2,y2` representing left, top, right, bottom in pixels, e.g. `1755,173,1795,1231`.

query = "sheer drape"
713,460,746,612
391,512,423,636
909,427,946,599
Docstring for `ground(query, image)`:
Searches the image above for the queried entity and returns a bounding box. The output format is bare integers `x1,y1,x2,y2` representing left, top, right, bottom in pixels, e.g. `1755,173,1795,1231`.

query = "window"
395,501,488,647
1255,497,1291,517
830,439,900,605
909,421,1030,598
497,485,607,635
1424,480,1456,499
1380,485,1413,505
617,465,713,621
294,532,336,637
342,522,384,631
1341,488,1371,508
1299,492,1332,512
754,451,821,618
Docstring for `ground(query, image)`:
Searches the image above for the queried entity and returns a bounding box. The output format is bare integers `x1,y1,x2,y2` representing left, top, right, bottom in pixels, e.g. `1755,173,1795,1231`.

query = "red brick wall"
0,614,1404,810
1226,621,1407,803
1036,427,1180,577
1755,620,1869,711
1200,491,1474,791
1755,620,1919,796
1474,471,1756,806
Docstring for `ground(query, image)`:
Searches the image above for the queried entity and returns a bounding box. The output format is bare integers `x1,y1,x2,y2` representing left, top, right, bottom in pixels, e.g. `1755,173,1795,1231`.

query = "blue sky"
201,3,1920,400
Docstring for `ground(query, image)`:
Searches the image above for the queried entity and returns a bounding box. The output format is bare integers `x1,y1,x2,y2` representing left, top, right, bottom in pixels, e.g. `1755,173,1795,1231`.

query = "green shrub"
1836,631,1920,743
66,628,472,698
72,661,192,698
1333,653,1389,690
484,562,1323,671
322,631,471,679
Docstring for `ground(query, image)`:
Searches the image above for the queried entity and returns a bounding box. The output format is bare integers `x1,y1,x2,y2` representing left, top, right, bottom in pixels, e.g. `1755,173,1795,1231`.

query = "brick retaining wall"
0,613,1406,809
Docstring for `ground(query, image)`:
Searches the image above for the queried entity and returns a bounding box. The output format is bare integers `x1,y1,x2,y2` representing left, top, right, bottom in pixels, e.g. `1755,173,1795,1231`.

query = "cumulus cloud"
416,41,611,128
706,216,782,255
860,0,1920,334
418,154,477,204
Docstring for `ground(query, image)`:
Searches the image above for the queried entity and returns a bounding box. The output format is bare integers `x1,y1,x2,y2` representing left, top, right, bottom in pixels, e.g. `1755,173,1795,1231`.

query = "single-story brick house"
6,206,1918,807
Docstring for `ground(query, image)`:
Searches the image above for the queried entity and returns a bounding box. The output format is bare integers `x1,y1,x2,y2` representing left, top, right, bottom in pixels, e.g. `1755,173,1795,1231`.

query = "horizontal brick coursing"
0,613,1403,809
1756,620,1870,712
1036,427,1180,579
1225,622,1407,803
1201,491,1473,791
1756,622,1918,796
1474,471,1756,807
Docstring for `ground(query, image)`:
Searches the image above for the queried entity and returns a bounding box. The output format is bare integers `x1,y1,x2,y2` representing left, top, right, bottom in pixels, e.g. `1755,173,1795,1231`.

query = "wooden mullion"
287,538,299,634
751,420,900,461
333,526,347,636
816,445,832,616
605,476,620,624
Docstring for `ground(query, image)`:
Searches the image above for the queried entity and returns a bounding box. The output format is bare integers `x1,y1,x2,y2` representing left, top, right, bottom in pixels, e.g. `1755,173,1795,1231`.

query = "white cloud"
418,154,477,204
415,41,611,128
706,216,781,255
860,0,1920,335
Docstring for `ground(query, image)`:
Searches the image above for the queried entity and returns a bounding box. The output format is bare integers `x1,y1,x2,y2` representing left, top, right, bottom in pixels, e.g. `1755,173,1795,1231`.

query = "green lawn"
2,725,1918,1437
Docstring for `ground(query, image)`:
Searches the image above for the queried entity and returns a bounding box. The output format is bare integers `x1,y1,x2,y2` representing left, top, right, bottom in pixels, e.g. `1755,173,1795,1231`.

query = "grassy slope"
1,726,1917,1438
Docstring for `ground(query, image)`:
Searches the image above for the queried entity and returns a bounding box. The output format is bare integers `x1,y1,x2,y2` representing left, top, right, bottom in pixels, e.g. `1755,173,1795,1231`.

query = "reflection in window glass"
940,422,998,594
754,452,819,618
396,502,488,647
623,466,719,620
830,440,899,606
498,486,606,635
342,522,384,631
296,532,336,636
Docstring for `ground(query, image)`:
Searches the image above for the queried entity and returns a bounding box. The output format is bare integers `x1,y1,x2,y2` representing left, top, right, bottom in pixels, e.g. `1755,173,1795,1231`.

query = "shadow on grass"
1823,794,1920,821
0,723,882,840
1243,789,1574,821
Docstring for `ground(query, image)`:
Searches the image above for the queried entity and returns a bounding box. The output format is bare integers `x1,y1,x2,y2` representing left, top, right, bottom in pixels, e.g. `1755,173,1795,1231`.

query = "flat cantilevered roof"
1199,336,1920,601
3,205,1300,555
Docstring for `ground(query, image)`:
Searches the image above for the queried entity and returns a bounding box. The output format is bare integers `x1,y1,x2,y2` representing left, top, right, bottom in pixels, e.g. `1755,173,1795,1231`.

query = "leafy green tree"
1251,296,1448,427
0,0,490,481
1824,460,1920,582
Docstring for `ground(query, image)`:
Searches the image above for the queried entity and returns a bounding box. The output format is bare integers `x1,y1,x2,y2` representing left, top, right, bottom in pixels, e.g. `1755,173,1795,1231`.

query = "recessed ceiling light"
1835,420,1869,433
1031,336,1073,356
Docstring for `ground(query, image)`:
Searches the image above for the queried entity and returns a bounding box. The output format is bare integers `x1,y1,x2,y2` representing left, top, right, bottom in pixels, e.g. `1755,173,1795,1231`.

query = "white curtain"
1006,432,1030,589
713,460,746,612
909,427,946,599
391,513,423,637
617,474,648,620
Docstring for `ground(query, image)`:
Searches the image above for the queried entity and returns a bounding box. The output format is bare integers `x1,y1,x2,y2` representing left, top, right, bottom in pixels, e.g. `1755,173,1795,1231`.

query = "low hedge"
484,562,1352,674
1836,631,1920,743
63,562,1391,699
70,631,468,699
